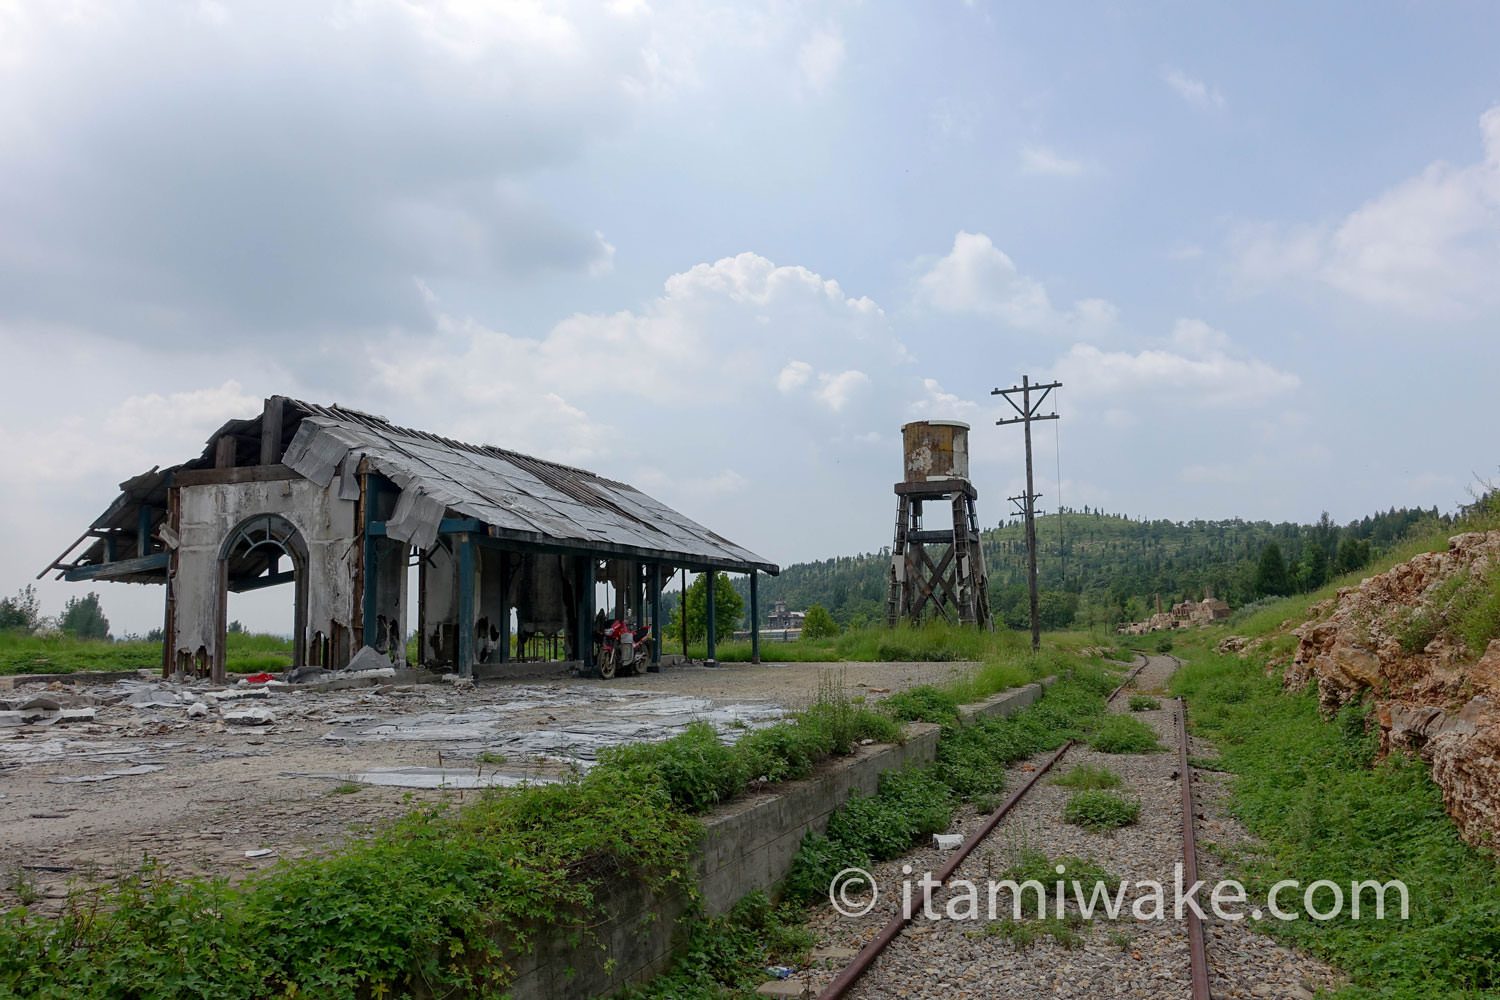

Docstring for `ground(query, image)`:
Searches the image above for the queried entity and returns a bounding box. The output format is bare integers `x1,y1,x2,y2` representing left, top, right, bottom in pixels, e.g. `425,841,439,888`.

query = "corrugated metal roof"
46,397,778,577
279,402,778,573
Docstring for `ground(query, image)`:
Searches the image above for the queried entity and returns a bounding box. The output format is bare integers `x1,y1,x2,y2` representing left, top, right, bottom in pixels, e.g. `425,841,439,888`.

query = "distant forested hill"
733,504,1447,630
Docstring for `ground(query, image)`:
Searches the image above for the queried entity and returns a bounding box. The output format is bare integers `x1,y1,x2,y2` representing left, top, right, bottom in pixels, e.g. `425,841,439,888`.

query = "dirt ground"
1,658,974,912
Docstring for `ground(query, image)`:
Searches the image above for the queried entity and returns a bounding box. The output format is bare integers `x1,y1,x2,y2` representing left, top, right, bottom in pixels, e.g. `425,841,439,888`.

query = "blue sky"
2,1,1498,634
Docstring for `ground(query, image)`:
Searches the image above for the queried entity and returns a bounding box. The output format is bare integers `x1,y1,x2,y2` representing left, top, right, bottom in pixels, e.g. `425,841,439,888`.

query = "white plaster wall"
171,478,357,660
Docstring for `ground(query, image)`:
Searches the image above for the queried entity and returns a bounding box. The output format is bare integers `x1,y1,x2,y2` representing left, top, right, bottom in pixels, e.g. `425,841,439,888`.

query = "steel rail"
814,654,1149,1000
1178,694,1213,1000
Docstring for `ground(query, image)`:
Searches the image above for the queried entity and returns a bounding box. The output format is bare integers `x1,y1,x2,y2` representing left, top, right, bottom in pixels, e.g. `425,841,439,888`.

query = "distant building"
1117,588,1231,635
767,599,805,630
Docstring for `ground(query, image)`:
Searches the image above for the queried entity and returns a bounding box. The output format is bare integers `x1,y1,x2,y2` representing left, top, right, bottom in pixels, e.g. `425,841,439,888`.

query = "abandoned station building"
43,397,779,682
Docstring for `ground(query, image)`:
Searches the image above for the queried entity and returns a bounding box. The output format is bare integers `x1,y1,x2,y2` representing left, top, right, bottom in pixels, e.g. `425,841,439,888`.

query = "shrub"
599,722,746,813
1063,789,1140,831
1088,714,1163,754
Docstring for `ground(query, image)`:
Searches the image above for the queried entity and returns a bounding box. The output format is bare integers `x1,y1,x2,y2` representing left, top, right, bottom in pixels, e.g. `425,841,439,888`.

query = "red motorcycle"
598,620,652,679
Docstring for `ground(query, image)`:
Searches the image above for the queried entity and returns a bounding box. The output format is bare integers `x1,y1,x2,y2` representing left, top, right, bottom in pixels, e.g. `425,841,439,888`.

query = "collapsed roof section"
43,397,778,583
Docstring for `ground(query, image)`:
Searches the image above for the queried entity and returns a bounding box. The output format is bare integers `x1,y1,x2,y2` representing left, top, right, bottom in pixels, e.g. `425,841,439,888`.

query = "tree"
1254,543,1292,597
1037,591,1078,630
801,603,839,640
666,571,744,645
0,585,42,633
1300,543,1329,592
60,592,110,640
1335,537,1371,576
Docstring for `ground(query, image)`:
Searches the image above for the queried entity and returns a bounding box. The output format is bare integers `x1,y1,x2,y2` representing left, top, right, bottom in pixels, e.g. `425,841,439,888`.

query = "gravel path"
791,655,1346,1000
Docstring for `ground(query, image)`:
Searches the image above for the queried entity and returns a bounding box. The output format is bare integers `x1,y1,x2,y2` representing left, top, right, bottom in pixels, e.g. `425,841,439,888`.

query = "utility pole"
994,375,1061,652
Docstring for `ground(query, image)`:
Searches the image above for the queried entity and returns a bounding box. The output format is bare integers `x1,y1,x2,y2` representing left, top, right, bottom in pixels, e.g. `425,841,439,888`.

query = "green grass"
1172,648,1500,998
1051,764,1121,790
0,630,293,676
683,620,1033,666
1127,695,1160,712
1062,789,1140,832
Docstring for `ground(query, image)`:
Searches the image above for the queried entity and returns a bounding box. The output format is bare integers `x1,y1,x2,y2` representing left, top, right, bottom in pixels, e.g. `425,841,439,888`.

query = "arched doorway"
216,514,309,679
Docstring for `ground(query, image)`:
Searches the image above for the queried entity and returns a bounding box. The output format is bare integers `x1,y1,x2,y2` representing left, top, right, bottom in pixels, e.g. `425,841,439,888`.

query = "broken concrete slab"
187,702,210,718
224,707,275,726
345,646,394,674
207,687,270,702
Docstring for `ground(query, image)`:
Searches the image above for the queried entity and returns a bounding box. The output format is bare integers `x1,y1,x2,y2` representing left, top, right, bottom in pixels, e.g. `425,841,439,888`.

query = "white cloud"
777,360,813,393
797,26,845,92
814,369,870,412
1230,105,1500,317
1019,144,1085,177
917,232,1119,335
1162,67,1225,110
1055,319,1300,407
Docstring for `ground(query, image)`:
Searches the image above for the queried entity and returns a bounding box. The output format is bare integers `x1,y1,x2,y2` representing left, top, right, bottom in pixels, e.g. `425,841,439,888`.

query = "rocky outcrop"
1287,530,1500,848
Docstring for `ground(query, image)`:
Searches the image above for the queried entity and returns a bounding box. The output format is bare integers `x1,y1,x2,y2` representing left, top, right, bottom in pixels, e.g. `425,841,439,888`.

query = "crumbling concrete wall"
504,679,1056,1000
170,477,357,668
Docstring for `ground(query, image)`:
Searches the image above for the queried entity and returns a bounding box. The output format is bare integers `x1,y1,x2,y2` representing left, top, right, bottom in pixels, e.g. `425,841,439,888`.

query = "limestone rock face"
1287,530,1500,848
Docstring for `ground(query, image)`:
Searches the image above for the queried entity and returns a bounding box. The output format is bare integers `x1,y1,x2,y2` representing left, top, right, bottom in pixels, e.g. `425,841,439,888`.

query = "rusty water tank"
901,420,970,482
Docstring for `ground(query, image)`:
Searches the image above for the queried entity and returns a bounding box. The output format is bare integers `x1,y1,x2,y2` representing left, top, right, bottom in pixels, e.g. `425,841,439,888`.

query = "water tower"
886,421,993,628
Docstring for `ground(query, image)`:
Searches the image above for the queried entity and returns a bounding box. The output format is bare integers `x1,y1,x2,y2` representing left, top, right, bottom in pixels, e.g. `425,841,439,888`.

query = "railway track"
813,653,1212,1000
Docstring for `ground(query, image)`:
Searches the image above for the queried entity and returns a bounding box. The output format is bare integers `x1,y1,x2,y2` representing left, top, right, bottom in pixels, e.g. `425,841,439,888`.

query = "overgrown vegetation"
1062,789,1140,832
615,892,812,1000
1086,714,1163,754
1127,695,1159,711
1173,644,1500,998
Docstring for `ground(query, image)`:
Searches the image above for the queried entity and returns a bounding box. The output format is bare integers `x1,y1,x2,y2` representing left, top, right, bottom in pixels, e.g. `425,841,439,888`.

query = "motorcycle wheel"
598,650,616,679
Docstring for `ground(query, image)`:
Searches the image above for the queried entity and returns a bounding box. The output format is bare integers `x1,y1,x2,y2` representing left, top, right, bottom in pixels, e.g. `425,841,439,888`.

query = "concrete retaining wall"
507,677,1056,1000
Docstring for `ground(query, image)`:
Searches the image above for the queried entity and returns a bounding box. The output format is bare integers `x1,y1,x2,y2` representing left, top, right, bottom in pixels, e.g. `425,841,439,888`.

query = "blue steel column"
705,569,717,663
458,533,475,677
650,563,662,668
750,570,760,664
361,474,378,649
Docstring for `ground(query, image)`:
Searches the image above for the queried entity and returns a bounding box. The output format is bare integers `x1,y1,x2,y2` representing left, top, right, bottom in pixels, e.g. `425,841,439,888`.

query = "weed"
1062,789,1140,832
967,916,1084,950
1127,695,1160,712
1051,764,1121,790
1087,714,1163,754
331,781,361,795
